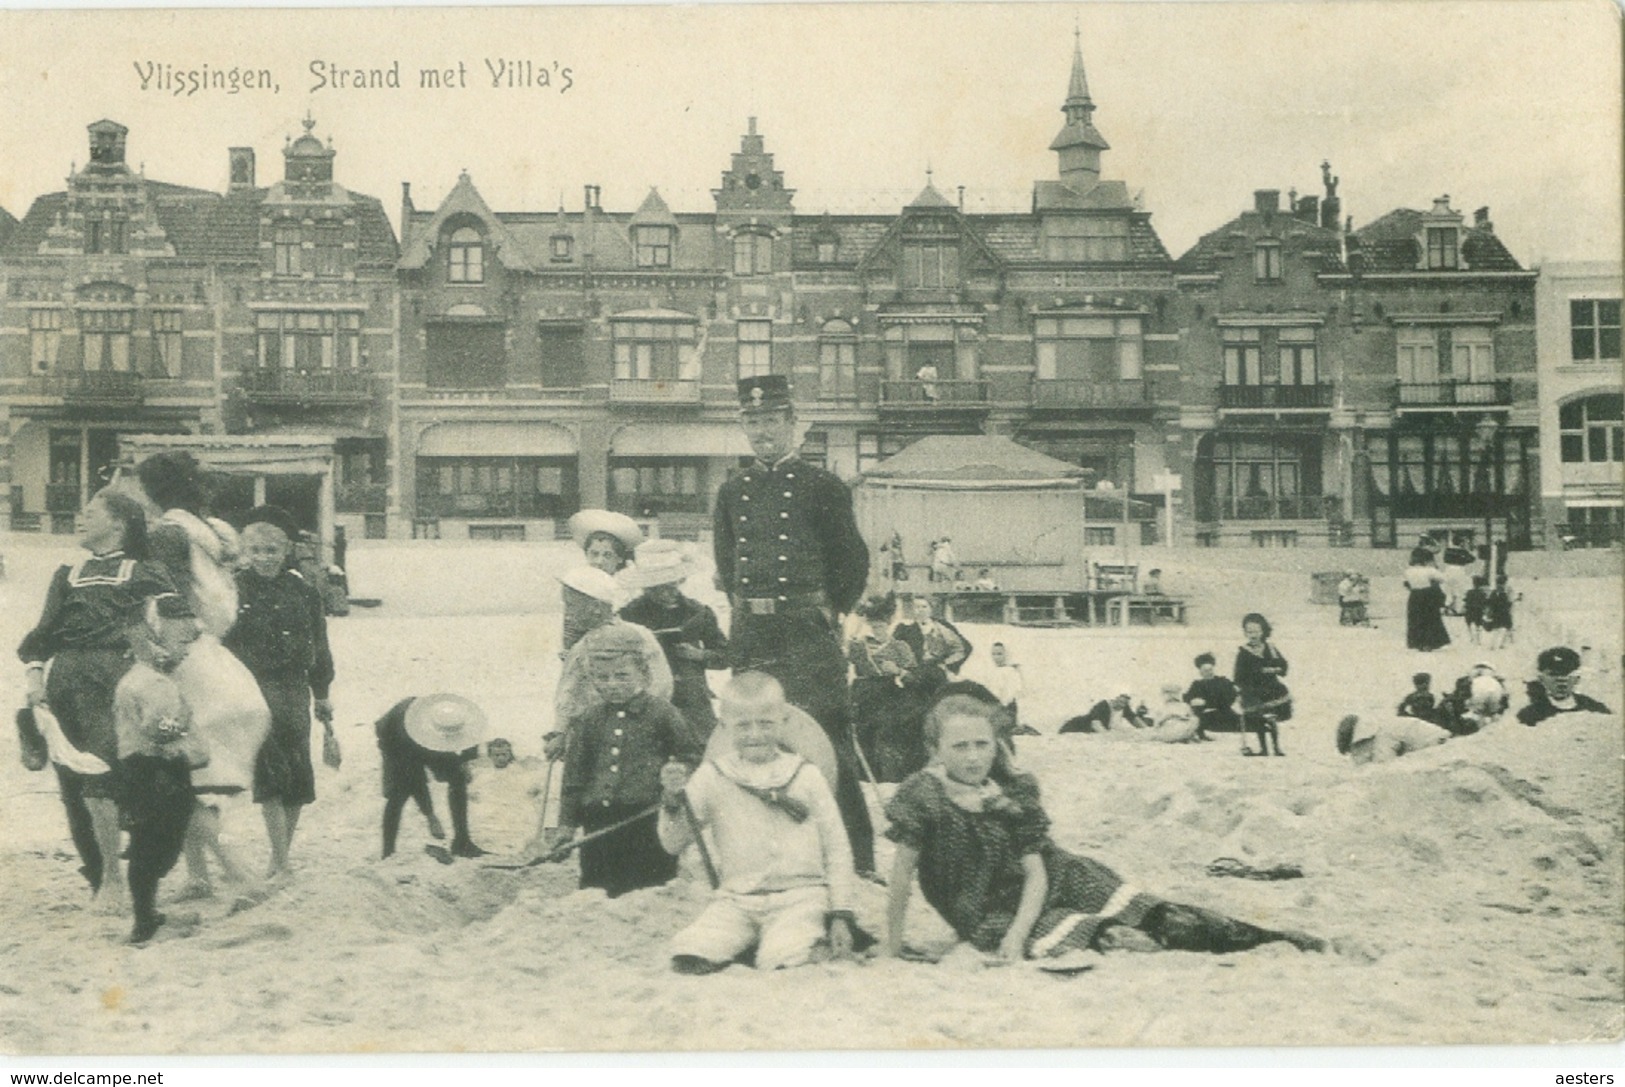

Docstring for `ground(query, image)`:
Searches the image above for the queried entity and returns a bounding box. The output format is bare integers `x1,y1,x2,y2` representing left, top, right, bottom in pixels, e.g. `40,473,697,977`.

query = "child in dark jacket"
556,624,703,897
223,507,336,880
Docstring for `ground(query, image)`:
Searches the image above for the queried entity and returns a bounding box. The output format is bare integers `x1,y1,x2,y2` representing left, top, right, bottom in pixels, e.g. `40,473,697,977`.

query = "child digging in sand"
657,672,860,973
883,695,1324,967
115,594,209,945
375,694,488,860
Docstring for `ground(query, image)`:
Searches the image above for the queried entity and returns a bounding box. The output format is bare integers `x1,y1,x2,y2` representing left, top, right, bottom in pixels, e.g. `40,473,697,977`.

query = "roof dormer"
1417,194,1465,271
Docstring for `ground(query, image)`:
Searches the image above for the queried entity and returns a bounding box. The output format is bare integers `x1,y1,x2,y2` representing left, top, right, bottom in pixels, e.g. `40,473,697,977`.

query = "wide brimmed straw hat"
559,565,619,604
568,509,644,552
618,539,701,592
404,693,488,753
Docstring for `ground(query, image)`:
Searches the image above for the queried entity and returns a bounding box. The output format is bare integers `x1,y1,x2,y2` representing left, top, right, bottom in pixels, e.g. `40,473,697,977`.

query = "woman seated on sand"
883,695,1325,966
1057,693,1150,734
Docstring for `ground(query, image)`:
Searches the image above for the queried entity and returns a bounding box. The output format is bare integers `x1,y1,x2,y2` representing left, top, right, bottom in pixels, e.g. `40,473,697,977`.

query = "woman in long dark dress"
1404,547,1451,652
1233,613,1291,757
882,695,1323,963
18,489,185,911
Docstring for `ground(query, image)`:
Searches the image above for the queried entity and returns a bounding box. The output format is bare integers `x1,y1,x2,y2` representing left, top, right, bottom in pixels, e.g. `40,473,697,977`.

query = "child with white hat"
375,694,490,860
618,539,728,740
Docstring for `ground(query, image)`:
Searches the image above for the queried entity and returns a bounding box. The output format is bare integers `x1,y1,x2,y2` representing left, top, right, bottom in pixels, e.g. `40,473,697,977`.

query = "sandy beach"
1,536,1619,1054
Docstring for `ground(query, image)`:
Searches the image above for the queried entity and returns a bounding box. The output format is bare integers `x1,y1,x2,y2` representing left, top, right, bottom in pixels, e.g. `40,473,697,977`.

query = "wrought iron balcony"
38,371,144,409
609,378,701,404
880,379,990,408
239,369,374,405
1218,384,1334,410
1030,380,1150,409
1393,380,1513,408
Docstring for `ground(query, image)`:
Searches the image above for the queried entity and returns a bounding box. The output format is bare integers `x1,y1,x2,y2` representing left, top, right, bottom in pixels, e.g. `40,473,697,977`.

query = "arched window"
819,319,856,400
1560,395,1625,464
448,226,485,284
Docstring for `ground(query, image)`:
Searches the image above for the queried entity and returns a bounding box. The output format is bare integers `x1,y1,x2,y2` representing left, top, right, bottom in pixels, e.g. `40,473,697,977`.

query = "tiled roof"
4,177,396,265
1349,208,1524,273
1176,209,1346,274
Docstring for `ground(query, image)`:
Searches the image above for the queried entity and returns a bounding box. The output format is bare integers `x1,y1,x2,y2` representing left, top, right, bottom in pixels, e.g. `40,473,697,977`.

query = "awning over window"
418,421,577,457
612,424,750,458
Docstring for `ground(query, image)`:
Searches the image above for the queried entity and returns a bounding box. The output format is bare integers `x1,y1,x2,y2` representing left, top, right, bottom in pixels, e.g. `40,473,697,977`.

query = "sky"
0,1,1619,265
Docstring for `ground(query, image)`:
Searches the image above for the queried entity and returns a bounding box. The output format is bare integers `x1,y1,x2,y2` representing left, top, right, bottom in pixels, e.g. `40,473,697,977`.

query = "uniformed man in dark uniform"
713,375,876,874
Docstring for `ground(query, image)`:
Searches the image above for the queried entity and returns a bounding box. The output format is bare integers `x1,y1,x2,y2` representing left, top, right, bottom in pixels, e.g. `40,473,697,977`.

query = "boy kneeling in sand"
657,672,859,973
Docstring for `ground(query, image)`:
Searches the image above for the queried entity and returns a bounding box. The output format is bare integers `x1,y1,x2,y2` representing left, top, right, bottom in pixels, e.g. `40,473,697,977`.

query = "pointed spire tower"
1050,28,1110,192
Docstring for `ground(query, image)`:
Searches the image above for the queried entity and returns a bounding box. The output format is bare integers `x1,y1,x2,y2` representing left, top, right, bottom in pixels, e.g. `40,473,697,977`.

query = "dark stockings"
382,775,470,858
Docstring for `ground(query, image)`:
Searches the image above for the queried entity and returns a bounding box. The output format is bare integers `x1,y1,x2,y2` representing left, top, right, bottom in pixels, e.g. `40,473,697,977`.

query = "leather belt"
733,591,827,615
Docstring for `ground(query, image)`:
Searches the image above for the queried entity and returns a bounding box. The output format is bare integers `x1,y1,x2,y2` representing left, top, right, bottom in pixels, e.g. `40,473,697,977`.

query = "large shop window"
1571,300,1622,362
1036,317,1143,382
609,458,708,515
613,320,698,382
425,321,506,388
1559,395,1624,464
80,309,133,371
1207,436,1321,520
417,457,576,519
257,312,363,371
1367,430,1529,512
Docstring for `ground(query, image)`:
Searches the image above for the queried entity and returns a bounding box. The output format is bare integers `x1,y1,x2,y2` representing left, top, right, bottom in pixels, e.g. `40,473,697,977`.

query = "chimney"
1474,206,1493,233
228,147,255,190
1320,160,1341,232
1254,189,1280,215
957,185,965,211
1295,194,1320,224
583,184,602,210
400,182,414,248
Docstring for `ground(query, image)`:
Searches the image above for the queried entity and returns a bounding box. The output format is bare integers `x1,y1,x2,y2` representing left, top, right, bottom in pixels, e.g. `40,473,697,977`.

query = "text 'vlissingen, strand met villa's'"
130,59,575,97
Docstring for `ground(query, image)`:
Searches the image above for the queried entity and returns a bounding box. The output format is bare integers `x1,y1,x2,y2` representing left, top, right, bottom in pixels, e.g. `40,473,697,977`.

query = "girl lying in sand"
882,694,1325,966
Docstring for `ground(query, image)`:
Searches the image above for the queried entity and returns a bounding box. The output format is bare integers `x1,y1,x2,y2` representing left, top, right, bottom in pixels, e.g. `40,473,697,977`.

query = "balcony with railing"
37,372,144,409
1393,379,1513,408
1218,384,1334,410
239,369,375,405
1030,380,1150,410
335,482,388,514
609,378,701,405
880,379,990,410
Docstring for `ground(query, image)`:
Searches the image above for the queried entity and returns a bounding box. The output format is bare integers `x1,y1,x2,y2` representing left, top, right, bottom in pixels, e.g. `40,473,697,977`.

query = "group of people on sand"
1403,539,1516,653
18,451,333,943
1056,613,1292,756
22,378,1612,975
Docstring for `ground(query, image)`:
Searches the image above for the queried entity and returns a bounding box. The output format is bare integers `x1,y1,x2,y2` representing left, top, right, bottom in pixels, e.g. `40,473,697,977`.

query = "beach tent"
853,435,1090,590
